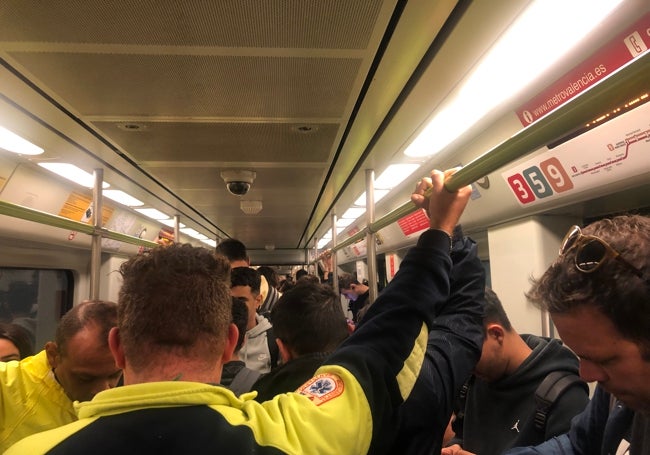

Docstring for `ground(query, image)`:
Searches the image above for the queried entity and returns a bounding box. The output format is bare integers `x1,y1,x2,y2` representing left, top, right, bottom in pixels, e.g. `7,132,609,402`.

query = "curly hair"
118,244,232,371
527,215,650,355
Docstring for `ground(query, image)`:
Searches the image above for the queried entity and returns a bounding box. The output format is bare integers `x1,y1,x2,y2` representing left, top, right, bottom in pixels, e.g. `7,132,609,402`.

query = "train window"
0,268,74,354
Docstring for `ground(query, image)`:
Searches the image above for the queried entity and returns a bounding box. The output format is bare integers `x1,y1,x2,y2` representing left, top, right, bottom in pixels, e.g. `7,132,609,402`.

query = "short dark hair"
295,269,308,281
118,244,232,371
215,239,249,263
527,215,650,355
338,272,359,290
483,288,512,331
231,267,261,295
0,322,34,359
231,297,248,353
55,300,118,355
271,281,349,356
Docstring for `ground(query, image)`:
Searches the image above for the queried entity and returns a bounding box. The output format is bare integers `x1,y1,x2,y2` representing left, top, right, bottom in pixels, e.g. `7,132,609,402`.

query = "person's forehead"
61,326,111,363
552,306,628,356
0,338,20,357
231,285,255,299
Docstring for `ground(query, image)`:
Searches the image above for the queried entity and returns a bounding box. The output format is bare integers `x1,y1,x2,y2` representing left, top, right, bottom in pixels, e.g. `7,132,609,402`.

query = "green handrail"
332,51,650,252
0,199,159,248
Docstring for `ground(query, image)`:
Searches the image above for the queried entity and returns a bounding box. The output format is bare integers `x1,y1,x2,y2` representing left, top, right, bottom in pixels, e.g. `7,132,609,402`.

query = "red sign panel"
397,209,430,236
516,13,650,126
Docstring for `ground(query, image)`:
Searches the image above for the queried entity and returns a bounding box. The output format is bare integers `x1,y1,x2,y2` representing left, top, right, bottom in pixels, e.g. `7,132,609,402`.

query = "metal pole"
89,169,103,300
331,212,338,295
0,200,159,247
331,51,649,252
365,169,378,302
173,215,180,243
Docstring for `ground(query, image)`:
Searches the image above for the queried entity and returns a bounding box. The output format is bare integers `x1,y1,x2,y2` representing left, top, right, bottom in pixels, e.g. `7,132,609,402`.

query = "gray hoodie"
239,314,275,374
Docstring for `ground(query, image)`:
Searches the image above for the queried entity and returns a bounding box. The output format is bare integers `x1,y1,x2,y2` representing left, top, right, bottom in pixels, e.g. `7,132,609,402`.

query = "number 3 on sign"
507,174,535,204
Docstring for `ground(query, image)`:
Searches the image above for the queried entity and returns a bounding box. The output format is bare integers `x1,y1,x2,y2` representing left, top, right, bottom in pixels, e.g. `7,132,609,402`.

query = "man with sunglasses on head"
495,215,650,455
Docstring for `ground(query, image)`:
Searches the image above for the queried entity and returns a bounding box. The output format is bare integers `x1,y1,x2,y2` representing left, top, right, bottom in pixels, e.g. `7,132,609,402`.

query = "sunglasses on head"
559,225,645,279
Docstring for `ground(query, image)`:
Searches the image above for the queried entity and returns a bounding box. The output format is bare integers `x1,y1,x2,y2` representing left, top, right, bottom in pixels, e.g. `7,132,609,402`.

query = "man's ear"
220,323,239,364
254,292,264,310
486,323,505,343
108,327,126,369
276,338,293,363
45,341,60,369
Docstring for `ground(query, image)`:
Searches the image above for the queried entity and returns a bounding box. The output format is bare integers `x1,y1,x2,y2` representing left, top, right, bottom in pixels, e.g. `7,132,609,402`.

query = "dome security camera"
221,170,256,196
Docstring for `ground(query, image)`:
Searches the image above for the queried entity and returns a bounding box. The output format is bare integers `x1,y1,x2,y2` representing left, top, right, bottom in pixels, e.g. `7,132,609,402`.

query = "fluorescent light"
374,164,421,189
342,207,366,219
318,238,331,249
322,229,332,239
38,163,110,188
201,238,217,248
404,0,623,158
354,189,390,207
160,219,186,229
336,218,355,228
0,126,44,155
181,228,208,240
135,208,170,220
103,190,144,207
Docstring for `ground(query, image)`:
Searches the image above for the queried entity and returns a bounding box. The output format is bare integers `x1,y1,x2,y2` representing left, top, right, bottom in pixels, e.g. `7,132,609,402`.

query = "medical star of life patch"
298,373,344,405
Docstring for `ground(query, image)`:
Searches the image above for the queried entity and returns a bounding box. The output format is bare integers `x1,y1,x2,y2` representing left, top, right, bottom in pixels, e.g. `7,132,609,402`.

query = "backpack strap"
534,371,588,432
229,367,262,395
266,328,279,368
451,375,475,438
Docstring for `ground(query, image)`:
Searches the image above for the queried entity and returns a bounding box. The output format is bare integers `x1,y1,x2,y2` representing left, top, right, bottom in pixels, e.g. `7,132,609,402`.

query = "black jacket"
252,352,331,402
453,335,590,455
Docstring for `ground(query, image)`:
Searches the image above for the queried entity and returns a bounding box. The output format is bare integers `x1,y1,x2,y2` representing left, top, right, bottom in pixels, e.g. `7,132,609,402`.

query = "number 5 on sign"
522,166,553,199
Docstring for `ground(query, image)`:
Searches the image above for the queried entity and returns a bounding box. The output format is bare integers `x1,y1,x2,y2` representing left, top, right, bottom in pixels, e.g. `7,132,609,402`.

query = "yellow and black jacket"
7,229,483,455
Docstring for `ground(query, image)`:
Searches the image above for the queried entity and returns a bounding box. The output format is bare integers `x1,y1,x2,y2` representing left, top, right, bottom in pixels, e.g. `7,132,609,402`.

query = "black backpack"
532,371,588,432
452,371,587,440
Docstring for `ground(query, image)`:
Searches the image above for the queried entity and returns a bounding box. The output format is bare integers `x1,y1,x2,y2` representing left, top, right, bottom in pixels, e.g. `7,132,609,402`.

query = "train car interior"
0,0,649,344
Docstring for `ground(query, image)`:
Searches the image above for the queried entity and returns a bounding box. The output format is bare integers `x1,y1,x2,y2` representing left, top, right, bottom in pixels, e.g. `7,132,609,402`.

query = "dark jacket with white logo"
451,335,589,455
505,385,635,455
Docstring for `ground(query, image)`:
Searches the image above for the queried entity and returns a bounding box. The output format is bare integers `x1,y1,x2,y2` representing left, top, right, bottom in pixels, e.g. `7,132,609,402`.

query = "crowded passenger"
256,265,282,319
252,280,349,402
443,288,589,455
444,215,650,455
0,300,120,451
216,238,276,321
339,272,371,324
0,322,34,361
230,266,279,373
220,296,261,394
294,268,309,282
7,168,480,455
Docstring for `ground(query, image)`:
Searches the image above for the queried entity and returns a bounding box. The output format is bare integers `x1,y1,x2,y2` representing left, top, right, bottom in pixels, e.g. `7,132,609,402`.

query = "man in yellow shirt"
0,300,121,451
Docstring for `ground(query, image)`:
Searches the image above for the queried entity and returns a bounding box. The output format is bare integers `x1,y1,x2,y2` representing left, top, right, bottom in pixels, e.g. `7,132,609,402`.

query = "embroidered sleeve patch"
298,373,344,406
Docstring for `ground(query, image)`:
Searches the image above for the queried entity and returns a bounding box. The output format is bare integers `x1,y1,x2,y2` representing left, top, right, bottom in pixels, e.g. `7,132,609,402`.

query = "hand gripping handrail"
331,51,650,253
